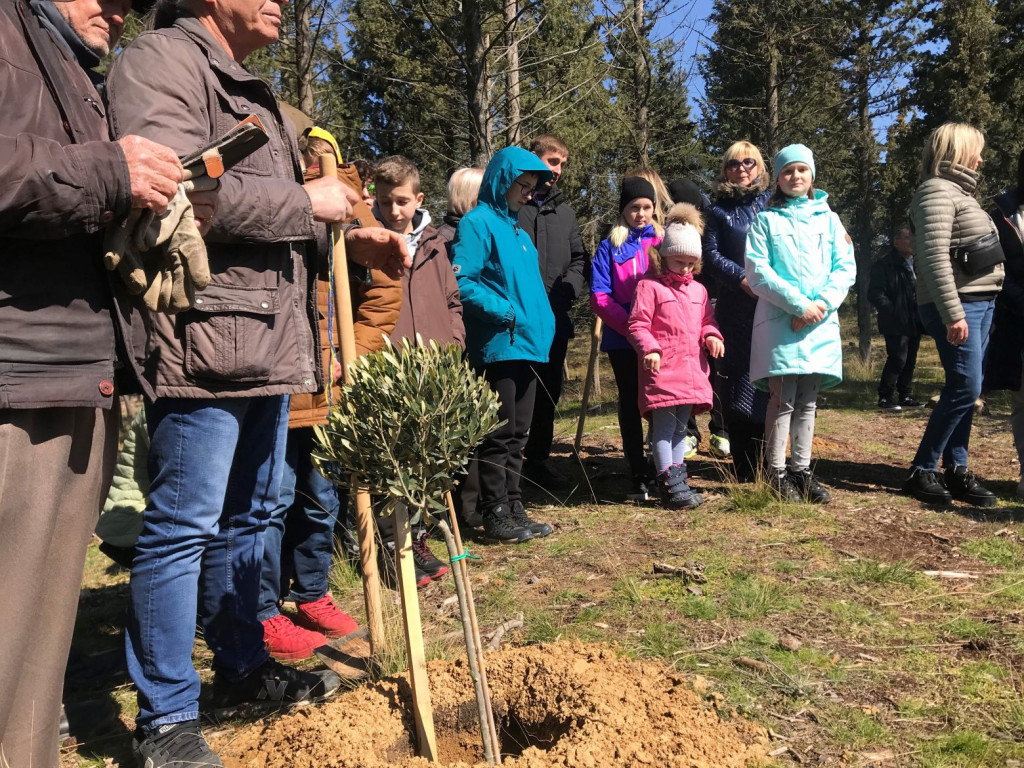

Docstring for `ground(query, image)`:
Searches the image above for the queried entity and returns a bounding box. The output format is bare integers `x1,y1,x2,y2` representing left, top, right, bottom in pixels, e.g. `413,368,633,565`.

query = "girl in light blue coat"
744,144,856,503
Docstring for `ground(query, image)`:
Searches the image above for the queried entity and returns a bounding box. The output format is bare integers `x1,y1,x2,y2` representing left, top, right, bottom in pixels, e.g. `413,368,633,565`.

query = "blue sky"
654,0,717,114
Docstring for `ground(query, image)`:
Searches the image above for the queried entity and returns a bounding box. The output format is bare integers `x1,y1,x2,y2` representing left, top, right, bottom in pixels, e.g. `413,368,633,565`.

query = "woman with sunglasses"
701,142,773,482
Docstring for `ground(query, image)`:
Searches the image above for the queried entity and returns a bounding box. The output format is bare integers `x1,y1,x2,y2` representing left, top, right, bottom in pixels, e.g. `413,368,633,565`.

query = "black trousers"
524,335,570,464
607,348,647,478
878,333,920,400
726,417,764,483
475,361,537,517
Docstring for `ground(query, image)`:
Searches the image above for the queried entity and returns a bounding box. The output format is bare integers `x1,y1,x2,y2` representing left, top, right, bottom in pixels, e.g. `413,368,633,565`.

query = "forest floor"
62,325,1024,768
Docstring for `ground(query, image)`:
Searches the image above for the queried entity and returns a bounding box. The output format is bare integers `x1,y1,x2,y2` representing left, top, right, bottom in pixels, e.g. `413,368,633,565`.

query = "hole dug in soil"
214,642,770,768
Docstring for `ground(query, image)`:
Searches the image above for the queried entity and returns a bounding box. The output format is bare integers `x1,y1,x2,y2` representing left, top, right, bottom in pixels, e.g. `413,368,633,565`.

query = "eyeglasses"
725,158,758,171
512,179,537,197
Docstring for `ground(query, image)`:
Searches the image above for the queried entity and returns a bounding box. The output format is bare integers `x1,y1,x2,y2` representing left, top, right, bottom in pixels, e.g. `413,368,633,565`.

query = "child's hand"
705,336,725,358
643,352,661,373
791,316,807,332
800,302,825,325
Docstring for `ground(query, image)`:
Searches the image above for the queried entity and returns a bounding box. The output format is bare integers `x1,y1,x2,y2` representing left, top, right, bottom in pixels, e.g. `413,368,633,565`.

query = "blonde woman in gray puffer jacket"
903,123,1005,508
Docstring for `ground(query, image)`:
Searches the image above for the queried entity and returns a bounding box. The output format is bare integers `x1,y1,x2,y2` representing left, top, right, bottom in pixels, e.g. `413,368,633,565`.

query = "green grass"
824,707,892,750
961,537,1024,568
845,558,924,587
725,573,797,618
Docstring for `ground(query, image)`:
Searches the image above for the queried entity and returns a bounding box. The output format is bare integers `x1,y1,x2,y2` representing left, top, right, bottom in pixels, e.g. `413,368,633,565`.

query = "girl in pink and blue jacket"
628,203,724,510
591,176,664,499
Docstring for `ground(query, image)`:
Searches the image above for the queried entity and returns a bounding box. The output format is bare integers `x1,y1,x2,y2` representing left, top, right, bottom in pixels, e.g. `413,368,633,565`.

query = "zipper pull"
509,316,516,345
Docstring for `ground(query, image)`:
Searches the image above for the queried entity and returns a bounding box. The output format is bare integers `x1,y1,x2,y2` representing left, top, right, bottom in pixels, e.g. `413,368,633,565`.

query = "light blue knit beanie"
773,144,815,181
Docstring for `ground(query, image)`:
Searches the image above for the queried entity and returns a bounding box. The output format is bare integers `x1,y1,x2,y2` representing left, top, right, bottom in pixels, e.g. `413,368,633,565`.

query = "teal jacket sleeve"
816,215,857,313
452,216,515,327
744,214,812,316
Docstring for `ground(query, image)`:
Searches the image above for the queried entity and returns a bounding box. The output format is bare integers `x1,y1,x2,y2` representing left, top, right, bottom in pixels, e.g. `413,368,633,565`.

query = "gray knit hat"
660,222,702,259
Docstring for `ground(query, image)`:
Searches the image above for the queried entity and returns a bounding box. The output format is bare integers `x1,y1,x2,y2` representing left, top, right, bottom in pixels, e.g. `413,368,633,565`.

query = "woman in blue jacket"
702,140,773,482
453,147,555,544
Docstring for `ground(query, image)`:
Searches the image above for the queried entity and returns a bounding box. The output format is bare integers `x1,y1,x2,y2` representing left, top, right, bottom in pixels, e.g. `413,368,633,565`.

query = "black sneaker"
898,396,925,409
788,468,831,504
377,541,431,590
482,506,533,544
878,398,902,412
209,658,341,718
133,721,223,768
944,466,997,508
902,469,953,506
626,475,650,502
770,470,803,502
510,500,553,537
412,530,449,580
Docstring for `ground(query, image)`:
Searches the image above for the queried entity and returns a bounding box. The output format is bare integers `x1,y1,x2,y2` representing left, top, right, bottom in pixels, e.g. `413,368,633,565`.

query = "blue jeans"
258,426,338,619
912,300,994,472
127,396,289,731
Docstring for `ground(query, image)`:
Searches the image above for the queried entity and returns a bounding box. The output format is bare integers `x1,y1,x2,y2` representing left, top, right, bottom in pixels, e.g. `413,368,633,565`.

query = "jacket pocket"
213,93,274,176
184,283,279,382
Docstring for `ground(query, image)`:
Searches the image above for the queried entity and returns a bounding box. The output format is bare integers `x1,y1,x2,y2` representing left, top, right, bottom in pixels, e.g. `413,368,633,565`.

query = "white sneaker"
709,434,731,458
684,434,698,459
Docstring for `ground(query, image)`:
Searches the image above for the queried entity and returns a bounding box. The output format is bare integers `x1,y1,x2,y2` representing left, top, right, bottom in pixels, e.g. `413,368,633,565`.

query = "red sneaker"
261,614,326,661
294,595,359,639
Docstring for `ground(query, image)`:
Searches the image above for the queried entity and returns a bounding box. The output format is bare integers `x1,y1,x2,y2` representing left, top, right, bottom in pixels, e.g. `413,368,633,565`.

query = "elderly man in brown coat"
0,0,189,765
104,1,410,766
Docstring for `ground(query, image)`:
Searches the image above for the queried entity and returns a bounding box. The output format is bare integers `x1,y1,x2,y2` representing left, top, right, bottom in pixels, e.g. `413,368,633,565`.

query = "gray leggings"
765,374,821,473
650,404,693,473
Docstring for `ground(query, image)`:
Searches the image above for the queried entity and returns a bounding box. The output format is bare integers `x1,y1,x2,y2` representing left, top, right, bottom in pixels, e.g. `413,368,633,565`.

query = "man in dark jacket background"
518,134,589,486
868,225,923,412
0,0,186,764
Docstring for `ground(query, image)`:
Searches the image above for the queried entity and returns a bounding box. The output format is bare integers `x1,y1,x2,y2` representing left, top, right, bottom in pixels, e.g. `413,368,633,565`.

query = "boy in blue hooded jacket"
452,146,556,543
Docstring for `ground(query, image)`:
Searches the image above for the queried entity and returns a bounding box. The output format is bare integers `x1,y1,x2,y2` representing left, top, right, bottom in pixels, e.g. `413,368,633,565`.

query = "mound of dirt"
214,642,770,768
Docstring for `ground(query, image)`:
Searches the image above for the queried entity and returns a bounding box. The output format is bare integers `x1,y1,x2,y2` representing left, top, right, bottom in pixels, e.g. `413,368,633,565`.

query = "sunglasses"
725,158,758,171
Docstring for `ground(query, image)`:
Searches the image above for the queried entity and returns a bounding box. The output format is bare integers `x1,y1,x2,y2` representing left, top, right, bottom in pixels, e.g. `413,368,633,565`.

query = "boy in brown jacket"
258,131,402,661
373,155,465,584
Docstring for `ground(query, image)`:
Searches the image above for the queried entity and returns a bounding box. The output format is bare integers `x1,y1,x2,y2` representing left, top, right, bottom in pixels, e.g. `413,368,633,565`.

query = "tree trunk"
765,27,780,156
853,25,875,363
504,0,521,146
463,0,491,164
294,0,315,117
632,0,649,164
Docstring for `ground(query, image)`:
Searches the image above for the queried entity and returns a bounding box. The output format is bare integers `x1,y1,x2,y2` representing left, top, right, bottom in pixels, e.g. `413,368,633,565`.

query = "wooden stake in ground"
319,153,385,659
393,502,438,761
441,493,502,764
574,316,603,453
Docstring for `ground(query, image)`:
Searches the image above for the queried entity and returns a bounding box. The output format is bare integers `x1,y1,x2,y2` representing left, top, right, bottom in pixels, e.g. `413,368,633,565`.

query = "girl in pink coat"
628,203,725,510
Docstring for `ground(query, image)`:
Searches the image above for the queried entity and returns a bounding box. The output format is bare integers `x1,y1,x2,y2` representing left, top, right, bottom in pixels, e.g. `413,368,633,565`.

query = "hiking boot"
261,614,327,661
788,468,831,504
684,434,699,459
770,470,803,502
656,465,702,510
482,506,533,544
378,541,431,590
210,658,341,718
878,398,902,412
133,720,223,768
523,460,564,487
898,396,924,409
412,529,449,580
709,433,731,458
902,469,953,506
294,594,359,639
510,500,553,537
943,466,996,508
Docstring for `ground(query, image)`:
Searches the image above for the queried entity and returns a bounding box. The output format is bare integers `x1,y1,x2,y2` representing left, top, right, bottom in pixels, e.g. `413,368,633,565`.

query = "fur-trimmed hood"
711,172,770,201
665,202,704,235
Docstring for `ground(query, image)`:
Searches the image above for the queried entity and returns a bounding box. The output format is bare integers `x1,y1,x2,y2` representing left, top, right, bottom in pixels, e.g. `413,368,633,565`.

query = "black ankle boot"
770,470,803,502
943,466,996,508
788,468,831,504
902,468,953,506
